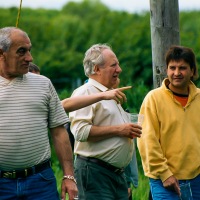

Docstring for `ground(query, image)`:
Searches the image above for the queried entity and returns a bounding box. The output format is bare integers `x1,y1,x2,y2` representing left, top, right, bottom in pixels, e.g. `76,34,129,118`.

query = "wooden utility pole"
150,0,180,88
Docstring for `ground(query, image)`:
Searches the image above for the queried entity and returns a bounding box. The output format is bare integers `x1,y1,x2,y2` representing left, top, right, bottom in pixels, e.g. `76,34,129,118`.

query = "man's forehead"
10,32,32,49
11,41,32,51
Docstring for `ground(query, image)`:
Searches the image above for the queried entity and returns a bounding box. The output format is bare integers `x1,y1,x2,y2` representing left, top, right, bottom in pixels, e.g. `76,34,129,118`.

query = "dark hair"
29,62,40,73
165,45,199,80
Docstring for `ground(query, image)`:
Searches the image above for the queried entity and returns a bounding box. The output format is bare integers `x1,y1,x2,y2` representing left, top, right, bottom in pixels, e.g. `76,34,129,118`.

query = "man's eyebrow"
16,47,27,51
17,46,32,51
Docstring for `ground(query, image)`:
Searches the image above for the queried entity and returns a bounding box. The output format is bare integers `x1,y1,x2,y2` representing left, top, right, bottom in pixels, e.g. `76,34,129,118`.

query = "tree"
150,0,180,88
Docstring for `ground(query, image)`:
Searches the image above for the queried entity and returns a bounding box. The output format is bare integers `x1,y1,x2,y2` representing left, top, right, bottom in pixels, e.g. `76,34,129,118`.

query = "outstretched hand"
102,86,132,104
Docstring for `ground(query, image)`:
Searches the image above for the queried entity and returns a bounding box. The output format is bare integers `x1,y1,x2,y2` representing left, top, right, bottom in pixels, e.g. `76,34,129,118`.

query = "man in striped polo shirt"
0,27,78,200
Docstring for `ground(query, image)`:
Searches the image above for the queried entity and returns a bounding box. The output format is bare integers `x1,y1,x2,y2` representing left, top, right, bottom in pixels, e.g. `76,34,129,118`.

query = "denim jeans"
124,139,138,188
0,167,59,200
150,174,200,200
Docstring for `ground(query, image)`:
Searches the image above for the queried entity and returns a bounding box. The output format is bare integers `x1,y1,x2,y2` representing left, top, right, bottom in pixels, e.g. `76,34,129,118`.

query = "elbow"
74,135,87,142
74,131,89,142
73,125,91,142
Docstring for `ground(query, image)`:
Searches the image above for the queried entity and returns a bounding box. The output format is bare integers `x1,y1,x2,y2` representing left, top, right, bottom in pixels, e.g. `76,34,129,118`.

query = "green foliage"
0,0,154,92
121,80,149,113
1,1,200,91
58,89,72,100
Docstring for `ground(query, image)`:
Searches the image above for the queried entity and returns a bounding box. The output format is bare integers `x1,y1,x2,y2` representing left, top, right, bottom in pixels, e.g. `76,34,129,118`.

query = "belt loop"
25,169,28,177
13,170,16,178
49,160,52,167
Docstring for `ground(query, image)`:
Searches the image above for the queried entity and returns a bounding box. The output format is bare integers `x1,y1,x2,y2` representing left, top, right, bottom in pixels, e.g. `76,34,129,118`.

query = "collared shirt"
69,78,134,168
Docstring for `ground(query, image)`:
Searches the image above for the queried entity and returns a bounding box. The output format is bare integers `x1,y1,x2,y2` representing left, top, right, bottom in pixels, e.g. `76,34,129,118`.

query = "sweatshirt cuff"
160,170,173,182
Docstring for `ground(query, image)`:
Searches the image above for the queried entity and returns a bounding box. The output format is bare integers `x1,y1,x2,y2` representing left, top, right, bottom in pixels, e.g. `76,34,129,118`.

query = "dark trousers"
75,156,129,200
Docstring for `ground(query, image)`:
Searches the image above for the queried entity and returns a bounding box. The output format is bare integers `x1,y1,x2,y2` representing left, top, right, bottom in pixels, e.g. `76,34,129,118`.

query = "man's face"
167,59,194,93
97,49,122,89
0,29,33,79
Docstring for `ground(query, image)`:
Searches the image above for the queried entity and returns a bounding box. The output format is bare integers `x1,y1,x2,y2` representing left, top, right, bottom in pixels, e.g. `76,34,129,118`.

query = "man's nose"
117,65,122,73
25,51,33,62
174,69,181,75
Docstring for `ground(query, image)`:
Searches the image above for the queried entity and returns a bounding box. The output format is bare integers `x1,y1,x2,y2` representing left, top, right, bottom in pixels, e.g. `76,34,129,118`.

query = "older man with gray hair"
0,27,77,200
69,44,142,200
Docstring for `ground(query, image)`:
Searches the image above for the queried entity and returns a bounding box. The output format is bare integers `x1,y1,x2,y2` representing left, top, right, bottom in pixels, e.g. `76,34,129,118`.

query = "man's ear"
93,65,100,74
0,49,6,61
0,49,4,59
191,67,194,78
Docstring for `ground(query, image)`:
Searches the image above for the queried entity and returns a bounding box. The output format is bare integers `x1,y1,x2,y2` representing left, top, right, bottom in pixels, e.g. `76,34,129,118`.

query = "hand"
118,123,142,139
61,179,78,200
163,176,181,196
128,187,132,197
102,86,132,104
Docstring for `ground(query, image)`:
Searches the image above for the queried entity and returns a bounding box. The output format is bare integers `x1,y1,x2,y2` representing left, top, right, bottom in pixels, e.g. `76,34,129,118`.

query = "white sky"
0,0,200,13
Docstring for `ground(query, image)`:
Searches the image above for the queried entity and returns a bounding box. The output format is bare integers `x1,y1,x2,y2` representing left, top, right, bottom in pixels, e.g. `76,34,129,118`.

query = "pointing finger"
118,86,132,91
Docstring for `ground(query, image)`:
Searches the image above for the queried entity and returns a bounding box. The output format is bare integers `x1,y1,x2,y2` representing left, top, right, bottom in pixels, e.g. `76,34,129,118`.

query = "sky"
0,0,200,13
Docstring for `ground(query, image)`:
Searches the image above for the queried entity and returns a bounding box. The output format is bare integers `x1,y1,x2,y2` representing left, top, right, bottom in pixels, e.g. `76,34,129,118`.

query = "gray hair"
83,43,112,77
0,27,28,52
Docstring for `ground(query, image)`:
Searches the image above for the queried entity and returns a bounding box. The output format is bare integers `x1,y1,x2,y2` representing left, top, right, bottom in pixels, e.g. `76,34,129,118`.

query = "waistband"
0,160,51,179
77,155,124,174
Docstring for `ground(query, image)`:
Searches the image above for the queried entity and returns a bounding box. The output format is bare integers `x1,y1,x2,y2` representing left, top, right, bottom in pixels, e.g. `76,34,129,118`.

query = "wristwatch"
62,175,77,184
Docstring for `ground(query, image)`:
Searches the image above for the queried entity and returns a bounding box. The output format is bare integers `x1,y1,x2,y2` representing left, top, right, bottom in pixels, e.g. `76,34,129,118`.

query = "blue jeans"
150,174,200,200
0,168,59,200
124,139,138,188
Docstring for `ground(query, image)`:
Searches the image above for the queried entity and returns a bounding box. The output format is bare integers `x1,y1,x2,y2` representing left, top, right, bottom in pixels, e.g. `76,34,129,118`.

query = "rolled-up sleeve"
70,108,92,142
69,86,95,142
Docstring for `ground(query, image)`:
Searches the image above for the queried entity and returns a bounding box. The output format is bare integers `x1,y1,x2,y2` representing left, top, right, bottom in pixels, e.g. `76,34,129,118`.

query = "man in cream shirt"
69,44,142,200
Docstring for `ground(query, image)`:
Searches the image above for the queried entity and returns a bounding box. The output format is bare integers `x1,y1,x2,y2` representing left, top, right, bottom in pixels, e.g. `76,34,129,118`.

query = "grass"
131,150,150,200
131,168,150,199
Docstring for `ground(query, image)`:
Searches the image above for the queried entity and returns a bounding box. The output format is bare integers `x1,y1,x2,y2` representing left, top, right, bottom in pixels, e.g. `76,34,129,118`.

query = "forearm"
61,94,103,112
87,123,142,142
50,126,74,175
51,126,78,200
62,88,128,112
88,125,120,142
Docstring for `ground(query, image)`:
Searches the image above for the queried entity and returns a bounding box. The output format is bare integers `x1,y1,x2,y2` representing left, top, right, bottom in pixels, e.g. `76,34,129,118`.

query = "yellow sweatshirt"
138,78,200,182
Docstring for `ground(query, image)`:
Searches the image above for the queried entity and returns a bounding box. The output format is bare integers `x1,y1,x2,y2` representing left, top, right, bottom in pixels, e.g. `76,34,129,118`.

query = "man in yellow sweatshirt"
138,45,200,200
